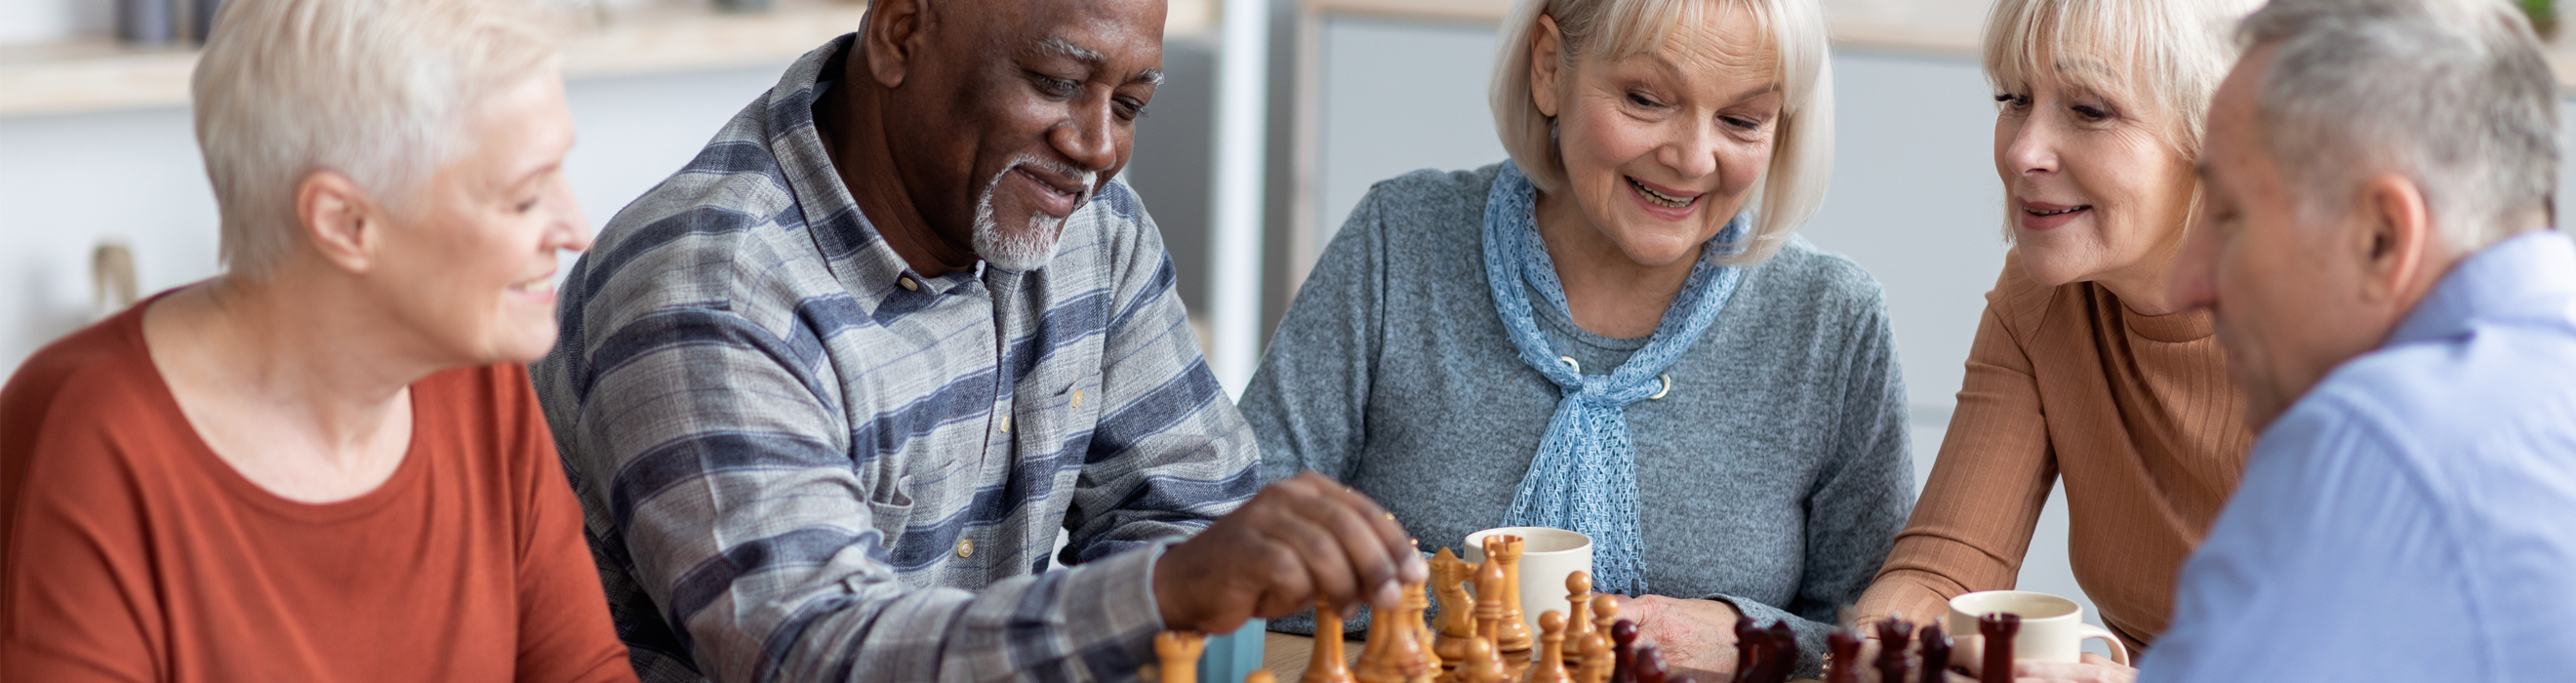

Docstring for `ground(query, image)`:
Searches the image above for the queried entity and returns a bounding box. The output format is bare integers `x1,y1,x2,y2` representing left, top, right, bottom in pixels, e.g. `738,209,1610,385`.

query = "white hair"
1983,0,2264,163
1489,0,1834,266
2238,0,2558,251
193,0,569,280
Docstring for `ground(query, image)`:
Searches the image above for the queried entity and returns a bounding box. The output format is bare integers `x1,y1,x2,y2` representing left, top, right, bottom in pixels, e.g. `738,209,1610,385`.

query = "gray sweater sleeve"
1239,188,1389,486
1705,287,1912,677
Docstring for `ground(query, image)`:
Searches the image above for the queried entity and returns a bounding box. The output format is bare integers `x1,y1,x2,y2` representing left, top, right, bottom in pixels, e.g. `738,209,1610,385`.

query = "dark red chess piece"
1915,623,1952,683
1874,618,1913,683
1633,644,1670,683
1978,614,2020,683
1824,629,1861,683
1730,618,1762,683
1610,620,1639,683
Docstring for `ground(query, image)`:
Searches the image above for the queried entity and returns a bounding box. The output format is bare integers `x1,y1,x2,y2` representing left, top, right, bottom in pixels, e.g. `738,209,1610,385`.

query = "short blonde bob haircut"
1983,0,2263,161
1490,0,1834,266
193,0,568,280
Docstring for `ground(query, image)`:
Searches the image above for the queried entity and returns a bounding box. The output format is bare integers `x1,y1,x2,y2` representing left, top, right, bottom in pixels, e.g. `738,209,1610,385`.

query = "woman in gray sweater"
1236,0,1911,677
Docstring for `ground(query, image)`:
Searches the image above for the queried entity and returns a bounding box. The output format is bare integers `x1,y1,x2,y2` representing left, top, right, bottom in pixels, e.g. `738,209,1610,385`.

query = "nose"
2001,111,2061,178
1656,116,1722,181
2167,207,2221,314
1049,91,1122,173
549,178,594,254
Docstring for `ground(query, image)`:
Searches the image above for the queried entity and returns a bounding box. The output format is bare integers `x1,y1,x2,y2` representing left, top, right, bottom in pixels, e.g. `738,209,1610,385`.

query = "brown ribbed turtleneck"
1854,251,2255,653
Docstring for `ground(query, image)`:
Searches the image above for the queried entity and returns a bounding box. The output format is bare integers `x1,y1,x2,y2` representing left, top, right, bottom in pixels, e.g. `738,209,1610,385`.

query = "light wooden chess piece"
1156,631,1208,683
1585,595,1622,683
1357,592,1429,683
1573,631,1612,683
1472,539,1522,678
1493,536,1533,658
1560,572,1594,667
1308,600,1356,683
1251,671,1279,683
1456,630,1508,683
1403,579,1439,683
1430,548,1478,675
1519,611,1572,683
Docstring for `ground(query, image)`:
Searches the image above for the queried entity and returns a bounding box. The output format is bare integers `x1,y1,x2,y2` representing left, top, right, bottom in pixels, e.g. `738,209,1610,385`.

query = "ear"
1528,13,1566,119
2350,172,2431,303
297,170,382,274
861,0,929,89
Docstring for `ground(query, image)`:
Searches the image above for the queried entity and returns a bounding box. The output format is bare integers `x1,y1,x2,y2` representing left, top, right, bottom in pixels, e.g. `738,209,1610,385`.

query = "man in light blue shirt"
2149,0,2576,681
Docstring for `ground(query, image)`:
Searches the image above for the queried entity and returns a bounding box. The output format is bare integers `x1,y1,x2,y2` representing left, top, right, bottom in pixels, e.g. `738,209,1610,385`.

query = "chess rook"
1823,630,1860,683
1873,617,1913,683
1977,613,2019,683
1493,536,1534,655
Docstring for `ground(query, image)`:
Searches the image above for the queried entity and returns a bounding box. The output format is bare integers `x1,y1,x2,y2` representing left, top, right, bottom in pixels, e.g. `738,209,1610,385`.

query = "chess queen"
1236,0,1906,678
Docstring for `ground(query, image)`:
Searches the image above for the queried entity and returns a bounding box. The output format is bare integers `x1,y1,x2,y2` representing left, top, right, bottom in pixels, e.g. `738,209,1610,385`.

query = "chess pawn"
1589,594,1621,650
1156,631,1208,683
1308,600,1356,683
1431,548,1479,674
1560,572,1594,667
1458,632,1509,683
1873,617,1914,683
1572,630,1612,683
1607,620,1638,683
1630,644,1669,683
1915,623,1952,683
1822,630,1861,683
1977,614,2019,683
1493,536,1534,657
1252,671,1279,683
1518,611,1572,683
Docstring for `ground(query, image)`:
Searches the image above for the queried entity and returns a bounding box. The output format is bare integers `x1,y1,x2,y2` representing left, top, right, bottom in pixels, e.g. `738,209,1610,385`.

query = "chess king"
531,0,1427,679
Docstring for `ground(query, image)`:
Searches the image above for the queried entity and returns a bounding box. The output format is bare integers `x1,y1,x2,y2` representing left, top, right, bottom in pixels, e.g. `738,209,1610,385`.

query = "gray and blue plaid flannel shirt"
533,35,1261,683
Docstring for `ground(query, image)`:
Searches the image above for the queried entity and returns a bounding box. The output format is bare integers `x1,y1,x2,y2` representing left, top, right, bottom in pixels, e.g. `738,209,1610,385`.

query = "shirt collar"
2387,228,2576,345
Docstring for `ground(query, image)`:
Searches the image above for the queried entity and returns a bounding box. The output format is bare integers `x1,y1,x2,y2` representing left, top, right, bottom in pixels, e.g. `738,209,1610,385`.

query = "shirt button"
1071,389,1082,409
899,277,919,291
997,414,1011,433
956,539,976,558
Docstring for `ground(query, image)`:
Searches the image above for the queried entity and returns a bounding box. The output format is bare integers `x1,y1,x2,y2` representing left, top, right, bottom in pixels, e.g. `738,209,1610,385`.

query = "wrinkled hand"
2009,654,2134,683
1624,594,1742,680
1940,636,2131,683
1152,471,1428,633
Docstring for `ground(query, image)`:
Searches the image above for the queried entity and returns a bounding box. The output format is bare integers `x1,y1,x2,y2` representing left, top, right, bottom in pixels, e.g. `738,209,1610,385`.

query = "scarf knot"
1480,164,1745,597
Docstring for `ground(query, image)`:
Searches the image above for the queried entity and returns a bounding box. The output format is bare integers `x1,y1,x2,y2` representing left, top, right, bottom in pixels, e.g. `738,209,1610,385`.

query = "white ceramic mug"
1947,590,2129,666
1462,527,1592,639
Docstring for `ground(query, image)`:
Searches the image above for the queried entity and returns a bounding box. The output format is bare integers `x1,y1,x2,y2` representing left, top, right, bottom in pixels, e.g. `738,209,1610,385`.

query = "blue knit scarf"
1480,164,1746,597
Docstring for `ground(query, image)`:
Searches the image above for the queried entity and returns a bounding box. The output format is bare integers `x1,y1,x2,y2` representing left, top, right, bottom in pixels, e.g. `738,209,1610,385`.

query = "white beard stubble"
972,155,1096,271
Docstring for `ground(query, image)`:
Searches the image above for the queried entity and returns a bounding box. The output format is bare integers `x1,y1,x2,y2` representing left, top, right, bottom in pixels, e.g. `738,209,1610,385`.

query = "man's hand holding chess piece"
1153,471,1429,634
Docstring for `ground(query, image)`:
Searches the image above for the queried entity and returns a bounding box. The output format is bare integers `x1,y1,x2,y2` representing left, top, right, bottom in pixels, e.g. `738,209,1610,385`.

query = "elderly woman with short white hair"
1238,0,1910,677
1851,0,2261,679
0,0,633,680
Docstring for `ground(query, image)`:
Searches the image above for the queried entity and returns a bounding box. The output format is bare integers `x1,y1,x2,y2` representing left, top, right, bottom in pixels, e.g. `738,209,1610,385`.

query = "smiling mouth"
507,275,556,296
2025,204,2091,217
1628,177,1697,209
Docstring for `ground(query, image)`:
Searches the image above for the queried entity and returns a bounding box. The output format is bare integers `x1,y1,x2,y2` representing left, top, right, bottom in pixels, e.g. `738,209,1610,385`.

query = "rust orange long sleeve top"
0,303,636,683
1854,253,2255,652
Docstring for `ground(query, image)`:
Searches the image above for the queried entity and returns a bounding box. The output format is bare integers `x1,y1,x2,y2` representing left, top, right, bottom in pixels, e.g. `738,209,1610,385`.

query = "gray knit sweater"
1239,164,1912,677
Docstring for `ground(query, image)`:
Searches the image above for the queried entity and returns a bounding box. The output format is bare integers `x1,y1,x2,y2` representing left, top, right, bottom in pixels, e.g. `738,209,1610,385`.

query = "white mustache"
1007,156,1098,201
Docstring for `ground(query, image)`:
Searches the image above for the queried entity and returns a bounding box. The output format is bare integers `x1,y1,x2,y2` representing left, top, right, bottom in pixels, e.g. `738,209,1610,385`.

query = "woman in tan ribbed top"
1852,0,2262,677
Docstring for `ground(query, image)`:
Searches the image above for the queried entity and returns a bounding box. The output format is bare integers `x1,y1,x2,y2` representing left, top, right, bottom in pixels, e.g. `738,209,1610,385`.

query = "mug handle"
2072,624,2131,666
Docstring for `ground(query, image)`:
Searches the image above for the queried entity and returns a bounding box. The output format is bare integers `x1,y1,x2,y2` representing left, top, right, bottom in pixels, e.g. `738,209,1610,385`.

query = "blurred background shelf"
0,0,1217,118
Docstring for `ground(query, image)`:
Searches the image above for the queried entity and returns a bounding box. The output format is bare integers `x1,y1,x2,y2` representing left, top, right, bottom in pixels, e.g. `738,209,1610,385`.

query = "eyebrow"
1640,52,1778,103
1040,36,1165,86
